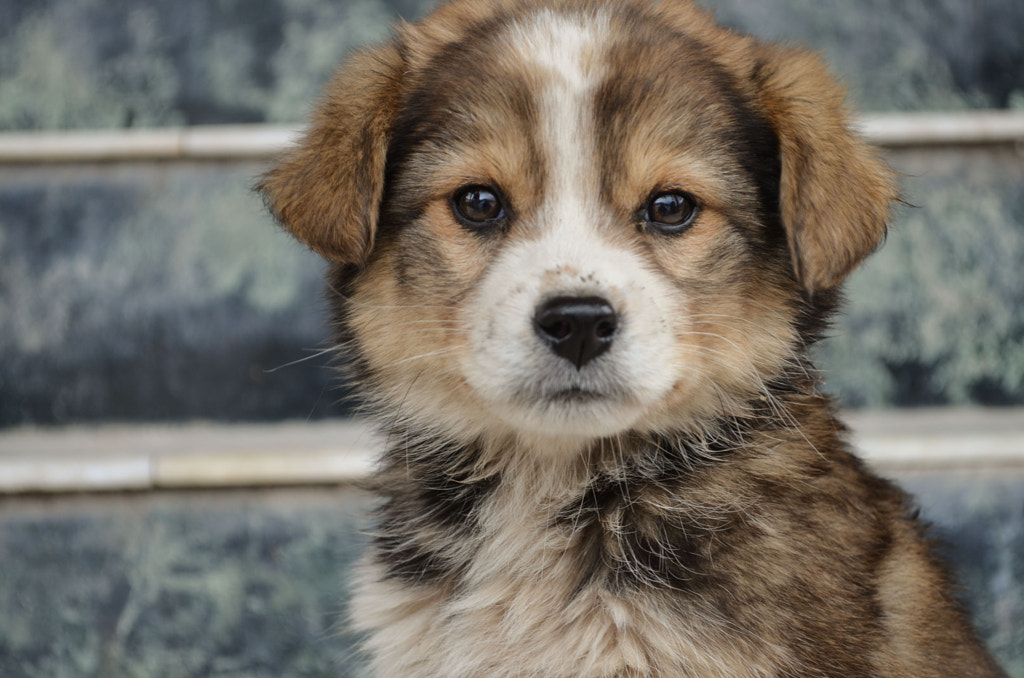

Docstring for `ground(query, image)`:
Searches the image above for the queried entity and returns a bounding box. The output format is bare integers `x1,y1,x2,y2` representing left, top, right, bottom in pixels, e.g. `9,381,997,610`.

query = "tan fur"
260,1,1005,676
755,47,897,293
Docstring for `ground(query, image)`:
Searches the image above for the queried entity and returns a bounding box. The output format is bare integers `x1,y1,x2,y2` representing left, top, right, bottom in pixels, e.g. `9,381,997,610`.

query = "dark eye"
645,190,699,234
452,185,504,226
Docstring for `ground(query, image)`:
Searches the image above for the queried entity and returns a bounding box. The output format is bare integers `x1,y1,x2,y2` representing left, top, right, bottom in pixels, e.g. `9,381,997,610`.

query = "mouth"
497,377,648,439
547,386,605,403
512,380,615,408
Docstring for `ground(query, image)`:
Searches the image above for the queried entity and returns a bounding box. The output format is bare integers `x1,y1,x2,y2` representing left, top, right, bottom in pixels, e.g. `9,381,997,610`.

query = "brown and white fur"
259,0,1007,675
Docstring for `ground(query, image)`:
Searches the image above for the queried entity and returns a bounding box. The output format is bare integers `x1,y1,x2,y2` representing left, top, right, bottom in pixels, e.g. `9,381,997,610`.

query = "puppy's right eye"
452,185,505,226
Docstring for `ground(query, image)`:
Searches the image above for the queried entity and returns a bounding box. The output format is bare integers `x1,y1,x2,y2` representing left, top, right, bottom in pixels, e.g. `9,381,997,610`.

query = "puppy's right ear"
258,43,404,266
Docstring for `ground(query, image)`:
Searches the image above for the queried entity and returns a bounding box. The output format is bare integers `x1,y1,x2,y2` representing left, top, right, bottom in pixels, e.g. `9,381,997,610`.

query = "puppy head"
260,0,896,445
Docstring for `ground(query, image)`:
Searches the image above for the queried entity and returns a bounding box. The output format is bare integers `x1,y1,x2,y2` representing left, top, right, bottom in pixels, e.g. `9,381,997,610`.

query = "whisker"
386,345,468,367
263,345,345,373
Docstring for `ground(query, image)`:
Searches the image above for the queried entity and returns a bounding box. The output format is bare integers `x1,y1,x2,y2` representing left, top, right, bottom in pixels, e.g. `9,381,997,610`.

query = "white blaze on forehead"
509,10,606,90
455,11,681,440
507,11,609,217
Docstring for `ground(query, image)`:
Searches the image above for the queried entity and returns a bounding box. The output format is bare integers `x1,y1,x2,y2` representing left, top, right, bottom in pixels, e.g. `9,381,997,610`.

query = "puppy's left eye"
644,190,699,234
453,185,505,225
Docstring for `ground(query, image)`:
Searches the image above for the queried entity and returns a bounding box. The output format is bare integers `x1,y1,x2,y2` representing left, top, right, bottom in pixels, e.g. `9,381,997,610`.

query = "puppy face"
260,0,895,447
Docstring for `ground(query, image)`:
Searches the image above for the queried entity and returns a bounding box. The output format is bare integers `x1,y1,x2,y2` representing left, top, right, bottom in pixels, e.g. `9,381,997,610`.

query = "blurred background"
0,0,1021,676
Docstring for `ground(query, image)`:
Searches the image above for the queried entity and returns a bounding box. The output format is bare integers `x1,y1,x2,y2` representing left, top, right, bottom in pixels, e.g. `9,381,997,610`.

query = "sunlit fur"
259,0,1007,676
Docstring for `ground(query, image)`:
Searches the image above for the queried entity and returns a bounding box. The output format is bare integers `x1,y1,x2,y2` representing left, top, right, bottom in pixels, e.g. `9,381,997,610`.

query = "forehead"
391,5,773,207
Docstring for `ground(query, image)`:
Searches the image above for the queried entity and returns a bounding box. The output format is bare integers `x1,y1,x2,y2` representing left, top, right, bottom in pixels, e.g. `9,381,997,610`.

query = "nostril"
595,318,617,339
539,318,574,342
533,296,619,369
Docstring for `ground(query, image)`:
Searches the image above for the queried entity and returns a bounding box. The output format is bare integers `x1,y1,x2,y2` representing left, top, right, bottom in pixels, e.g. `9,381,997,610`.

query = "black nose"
533,296,618,369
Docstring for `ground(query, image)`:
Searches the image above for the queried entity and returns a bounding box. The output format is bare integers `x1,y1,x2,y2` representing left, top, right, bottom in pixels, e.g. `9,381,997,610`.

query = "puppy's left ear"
258,42,405,266
755,47,897,294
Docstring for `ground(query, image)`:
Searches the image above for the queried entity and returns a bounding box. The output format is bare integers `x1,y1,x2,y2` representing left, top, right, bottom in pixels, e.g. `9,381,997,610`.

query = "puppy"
260,0,1007,675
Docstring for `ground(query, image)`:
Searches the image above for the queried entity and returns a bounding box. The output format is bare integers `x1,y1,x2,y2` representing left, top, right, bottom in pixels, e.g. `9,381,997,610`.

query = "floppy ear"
258,42,405,266
755,47,897,294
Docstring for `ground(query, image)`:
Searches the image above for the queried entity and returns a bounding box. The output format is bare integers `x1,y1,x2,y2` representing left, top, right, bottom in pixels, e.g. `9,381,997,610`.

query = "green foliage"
0,0,400,130
0,164,313,358
820,148,1024,406
265,0,396,122
0,9,183,130
1,0,1021,130
0,492,371,677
